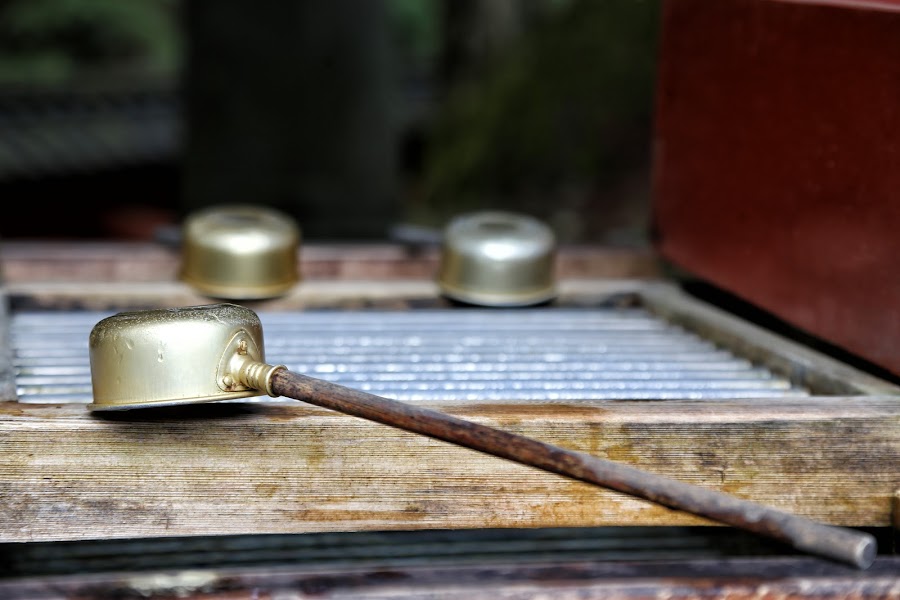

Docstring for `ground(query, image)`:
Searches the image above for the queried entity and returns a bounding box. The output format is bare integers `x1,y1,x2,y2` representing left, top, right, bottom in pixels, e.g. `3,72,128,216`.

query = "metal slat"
9,308,809,403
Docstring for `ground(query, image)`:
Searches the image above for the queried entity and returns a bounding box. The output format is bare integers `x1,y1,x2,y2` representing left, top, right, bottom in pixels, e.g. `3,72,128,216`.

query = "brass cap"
180,204,300,300
88,304,268,410
437,210,557,307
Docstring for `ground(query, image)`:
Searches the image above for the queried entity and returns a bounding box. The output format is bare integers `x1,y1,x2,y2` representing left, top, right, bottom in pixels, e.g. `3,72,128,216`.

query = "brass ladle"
88,303,876,569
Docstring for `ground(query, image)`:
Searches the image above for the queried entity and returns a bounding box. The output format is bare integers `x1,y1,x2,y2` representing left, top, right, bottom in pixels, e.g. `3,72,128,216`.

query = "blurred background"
0,0,660,246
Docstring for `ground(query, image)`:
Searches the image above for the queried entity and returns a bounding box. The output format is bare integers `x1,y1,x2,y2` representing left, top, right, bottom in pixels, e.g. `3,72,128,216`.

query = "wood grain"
267,369,876,568
1,397,897,543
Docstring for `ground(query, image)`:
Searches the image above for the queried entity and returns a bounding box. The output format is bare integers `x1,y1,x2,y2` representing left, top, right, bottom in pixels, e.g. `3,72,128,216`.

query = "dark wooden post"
182,0,398,239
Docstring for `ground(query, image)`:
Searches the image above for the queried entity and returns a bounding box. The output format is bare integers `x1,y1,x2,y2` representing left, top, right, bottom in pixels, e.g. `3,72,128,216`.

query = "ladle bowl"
89,304,280,410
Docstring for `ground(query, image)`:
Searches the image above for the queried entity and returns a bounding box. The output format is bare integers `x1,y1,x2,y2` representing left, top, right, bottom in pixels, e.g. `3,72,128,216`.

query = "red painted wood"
652,0,900,374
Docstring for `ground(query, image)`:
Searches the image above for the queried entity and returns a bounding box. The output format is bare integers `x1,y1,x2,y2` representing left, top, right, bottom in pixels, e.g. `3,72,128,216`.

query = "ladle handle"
269,368,876,570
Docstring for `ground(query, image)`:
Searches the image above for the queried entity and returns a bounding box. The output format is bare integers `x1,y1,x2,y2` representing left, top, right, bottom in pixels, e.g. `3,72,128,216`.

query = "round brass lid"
180,204,300,300
437,210,557,307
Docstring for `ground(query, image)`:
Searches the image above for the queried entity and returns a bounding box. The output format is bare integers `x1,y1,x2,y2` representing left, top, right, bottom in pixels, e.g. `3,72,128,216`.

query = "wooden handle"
270,368,877,569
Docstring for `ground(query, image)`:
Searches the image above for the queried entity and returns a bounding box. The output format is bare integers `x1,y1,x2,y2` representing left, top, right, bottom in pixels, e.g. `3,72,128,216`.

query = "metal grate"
10,307,808,403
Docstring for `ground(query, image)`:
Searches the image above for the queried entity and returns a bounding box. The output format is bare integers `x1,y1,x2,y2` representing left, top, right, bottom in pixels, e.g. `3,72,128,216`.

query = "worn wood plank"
1,397,898,543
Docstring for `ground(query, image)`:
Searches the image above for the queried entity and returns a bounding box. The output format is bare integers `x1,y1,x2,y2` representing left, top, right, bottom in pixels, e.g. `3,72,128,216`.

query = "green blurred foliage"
388,0,440,77
418,0,660,241
0,0,181,85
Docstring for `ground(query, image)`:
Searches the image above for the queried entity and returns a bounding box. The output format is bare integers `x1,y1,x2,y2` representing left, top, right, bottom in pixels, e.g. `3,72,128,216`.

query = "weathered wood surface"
267,370,877,569
1,397,898,543
0,241,661,283
3,557,900,599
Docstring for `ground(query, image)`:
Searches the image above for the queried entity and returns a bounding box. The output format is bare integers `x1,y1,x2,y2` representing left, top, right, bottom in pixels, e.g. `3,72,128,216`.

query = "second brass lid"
437,210,557,307
180,204,301,300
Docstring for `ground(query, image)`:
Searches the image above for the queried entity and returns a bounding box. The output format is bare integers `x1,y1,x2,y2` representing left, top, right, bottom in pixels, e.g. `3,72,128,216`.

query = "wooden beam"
1,397,898,542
